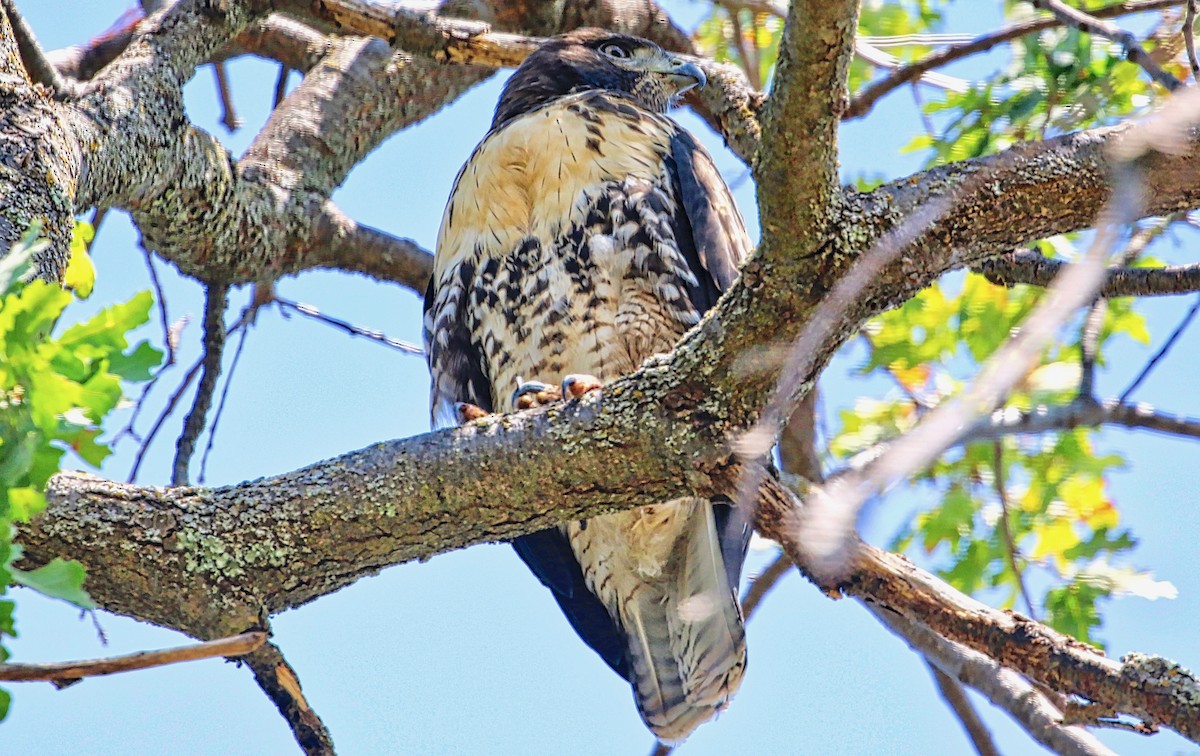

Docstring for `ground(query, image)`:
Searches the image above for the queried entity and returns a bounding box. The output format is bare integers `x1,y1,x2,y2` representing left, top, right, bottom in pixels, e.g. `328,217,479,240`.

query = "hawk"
424,29,753,741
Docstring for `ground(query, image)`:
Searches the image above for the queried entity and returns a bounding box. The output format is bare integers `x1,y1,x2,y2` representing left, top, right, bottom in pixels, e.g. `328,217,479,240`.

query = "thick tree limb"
0,631,266,685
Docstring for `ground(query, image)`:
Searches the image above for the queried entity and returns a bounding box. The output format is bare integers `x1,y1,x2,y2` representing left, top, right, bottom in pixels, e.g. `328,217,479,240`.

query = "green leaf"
107,341,164,382
63,222,96,299
11,559,96,610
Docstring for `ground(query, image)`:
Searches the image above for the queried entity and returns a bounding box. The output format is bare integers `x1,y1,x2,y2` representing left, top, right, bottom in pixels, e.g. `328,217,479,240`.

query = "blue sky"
5,2,1200,754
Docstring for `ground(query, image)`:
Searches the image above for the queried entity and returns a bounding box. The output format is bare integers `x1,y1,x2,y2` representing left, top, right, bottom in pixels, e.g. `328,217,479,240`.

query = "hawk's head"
493,29,707,128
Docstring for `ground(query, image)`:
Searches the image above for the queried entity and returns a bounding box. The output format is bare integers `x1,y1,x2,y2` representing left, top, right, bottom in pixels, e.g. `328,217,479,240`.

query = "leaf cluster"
0,223,161,717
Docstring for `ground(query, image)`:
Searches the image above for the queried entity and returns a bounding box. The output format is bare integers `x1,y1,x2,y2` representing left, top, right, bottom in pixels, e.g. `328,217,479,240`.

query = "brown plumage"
424,29,753,742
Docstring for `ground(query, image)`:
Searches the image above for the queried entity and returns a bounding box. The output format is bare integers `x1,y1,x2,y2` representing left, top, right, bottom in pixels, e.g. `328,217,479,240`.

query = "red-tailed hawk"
424,29,753,741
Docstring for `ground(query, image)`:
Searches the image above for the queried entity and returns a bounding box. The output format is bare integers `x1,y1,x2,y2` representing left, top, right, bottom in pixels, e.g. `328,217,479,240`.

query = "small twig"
86,208,108,252
1119,292,1200,400
242,640,335,755
741,552,793,621
211,62,241,131
726,7,761,90
1061,700,1159,734
1186,0,1200,81
0,631,265,684
978,255,1200,297
1078,298,1106,401
127,356,203,482
1,0,77,98
992,442,1037,619
146,250,178,366
171,283,229,486
273,64,292,107
273,296,424,355
198,323,250,484
928,664,1001,756
1030,0,1185,91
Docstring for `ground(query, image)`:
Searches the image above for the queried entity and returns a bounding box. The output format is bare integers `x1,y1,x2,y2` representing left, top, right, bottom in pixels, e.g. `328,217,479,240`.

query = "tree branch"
0,0,75,98
927,665,1002,756
871,606,1116,756
172,282,229,486
756,0,859,239
979,251,1200,297
0,630,265,685
846,0,1186,120
751,475,1200,744
242,640,335,755
1030,0,1184,91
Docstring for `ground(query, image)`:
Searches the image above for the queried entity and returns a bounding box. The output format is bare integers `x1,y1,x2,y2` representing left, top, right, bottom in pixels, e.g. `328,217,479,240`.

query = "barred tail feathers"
622,500,747,742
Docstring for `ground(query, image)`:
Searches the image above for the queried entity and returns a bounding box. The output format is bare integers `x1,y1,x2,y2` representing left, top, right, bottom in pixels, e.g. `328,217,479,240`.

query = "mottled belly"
473,237,686,413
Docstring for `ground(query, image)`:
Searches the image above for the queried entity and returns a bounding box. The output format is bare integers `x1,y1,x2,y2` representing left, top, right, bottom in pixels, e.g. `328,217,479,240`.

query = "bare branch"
975,397,1200,442
0,0,76,98
310,204,434,291
0,631,265,684
1186,0,1199,81
211,61,241,131
751,475,1200,744
979,252,1200,297
740,552,793,621
172,283,229,486
45,8,142,81
273,295,424,355
1120,293,1200,399
846,0,1185,120
871,606,1116,756
242,640,335,755
928,665,1002,756
756,0,859,236
992,442,1037,620
1031,0,1184,91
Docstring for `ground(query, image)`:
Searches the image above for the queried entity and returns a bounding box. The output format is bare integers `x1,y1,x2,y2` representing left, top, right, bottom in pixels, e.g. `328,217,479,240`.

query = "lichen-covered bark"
0,7,82,278
755,0,859,237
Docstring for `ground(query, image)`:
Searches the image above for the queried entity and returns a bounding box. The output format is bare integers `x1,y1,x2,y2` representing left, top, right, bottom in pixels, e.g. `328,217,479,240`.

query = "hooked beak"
662,56,707,96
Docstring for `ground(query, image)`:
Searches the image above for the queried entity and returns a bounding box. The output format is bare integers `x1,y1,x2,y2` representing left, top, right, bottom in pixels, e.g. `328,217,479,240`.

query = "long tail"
622,500,747,743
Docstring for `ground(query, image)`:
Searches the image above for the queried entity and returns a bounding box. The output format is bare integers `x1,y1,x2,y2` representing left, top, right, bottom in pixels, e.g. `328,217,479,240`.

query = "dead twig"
0,631,265,685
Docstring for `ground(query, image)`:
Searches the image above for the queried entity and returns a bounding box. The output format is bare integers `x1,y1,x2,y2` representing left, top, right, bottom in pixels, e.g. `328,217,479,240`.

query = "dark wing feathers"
667,129,751,310
424,270,493,425
512,529,630,678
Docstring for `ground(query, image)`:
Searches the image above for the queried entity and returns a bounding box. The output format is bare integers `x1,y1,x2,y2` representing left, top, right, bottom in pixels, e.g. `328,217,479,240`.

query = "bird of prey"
424,29,753,741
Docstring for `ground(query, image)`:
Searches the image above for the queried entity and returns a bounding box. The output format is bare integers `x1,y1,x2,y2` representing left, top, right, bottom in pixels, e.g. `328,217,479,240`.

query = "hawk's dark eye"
600,43,631,60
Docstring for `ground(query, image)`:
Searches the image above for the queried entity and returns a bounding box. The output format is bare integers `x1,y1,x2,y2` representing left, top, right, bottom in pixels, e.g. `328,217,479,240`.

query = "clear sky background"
5,2,1200,754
